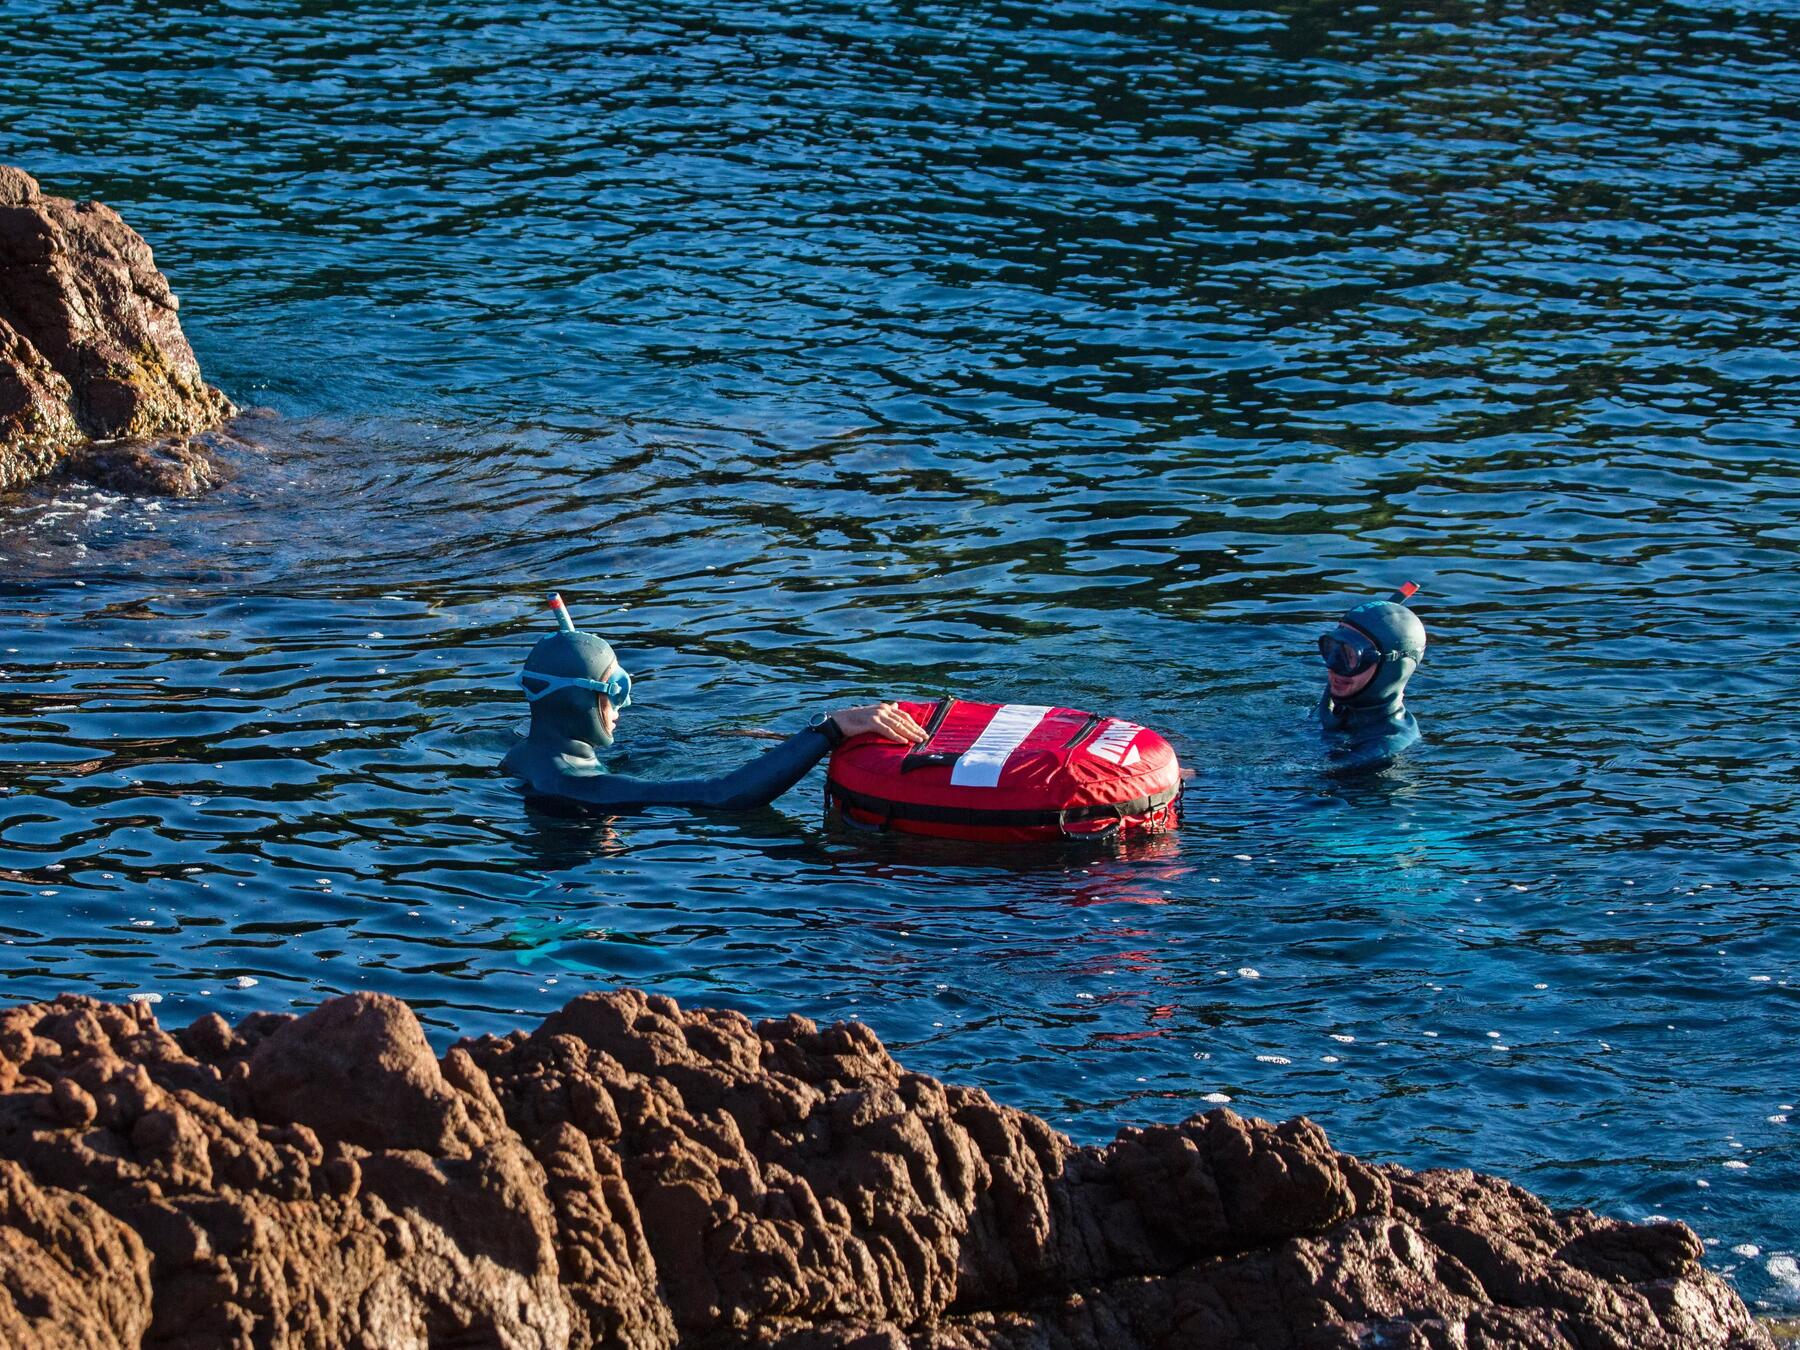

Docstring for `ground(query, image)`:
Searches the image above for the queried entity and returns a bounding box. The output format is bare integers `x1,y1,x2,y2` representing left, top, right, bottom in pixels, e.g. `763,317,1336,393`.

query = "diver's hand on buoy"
833,702,928,744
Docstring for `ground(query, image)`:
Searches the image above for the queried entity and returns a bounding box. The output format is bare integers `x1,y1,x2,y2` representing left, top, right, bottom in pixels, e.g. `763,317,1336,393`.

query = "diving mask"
1317,629,1381,677
520,666,632,708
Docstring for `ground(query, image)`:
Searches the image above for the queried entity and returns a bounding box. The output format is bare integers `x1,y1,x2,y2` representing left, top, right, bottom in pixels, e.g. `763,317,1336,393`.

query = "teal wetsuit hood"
1323,598,1425,719
1317,586,1426,770
521,630,621,749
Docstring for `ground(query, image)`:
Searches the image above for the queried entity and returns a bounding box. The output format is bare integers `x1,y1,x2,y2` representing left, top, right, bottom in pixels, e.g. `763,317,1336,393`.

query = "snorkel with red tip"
548,591,578,633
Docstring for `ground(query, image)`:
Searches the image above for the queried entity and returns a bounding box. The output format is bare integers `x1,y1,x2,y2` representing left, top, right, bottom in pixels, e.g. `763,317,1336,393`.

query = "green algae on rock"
0,166,234,495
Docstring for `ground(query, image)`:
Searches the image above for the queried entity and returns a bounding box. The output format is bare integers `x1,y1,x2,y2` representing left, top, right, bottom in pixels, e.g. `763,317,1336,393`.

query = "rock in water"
0,991,1773,1349
0,165,235,495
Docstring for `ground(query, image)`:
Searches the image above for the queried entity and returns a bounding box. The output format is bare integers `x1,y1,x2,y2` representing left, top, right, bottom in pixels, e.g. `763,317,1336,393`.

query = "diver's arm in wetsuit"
521,727,833,813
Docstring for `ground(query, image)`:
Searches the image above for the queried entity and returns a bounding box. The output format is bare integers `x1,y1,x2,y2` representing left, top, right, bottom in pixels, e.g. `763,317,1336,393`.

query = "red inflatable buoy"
825,699,1182,844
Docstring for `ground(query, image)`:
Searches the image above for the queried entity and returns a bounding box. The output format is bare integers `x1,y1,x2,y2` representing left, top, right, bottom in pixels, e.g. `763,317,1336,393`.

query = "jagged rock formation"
0,166,234,495
0,991,1771,1349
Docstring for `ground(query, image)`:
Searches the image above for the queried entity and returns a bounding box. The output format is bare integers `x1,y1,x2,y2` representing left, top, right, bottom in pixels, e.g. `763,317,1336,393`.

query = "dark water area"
3,0,1799,1309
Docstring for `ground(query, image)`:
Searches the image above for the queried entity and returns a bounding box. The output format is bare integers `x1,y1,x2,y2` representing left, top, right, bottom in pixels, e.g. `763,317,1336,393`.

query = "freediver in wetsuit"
500,595,925,812
1316,585,1427,773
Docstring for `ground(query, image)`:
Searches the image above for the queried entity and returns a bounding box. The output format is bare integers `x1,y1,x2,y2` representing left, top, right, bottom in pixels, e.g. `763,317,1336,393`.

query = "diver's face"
1319,626,1382,699
596,660,622,739
1327,664,1378,700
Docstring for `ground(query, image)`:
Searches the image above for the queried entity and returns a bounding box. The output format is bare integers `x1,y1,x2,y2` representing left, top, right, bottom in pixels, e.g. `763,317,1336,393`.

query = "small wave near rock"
0,166,235,496
0,990,1770,1348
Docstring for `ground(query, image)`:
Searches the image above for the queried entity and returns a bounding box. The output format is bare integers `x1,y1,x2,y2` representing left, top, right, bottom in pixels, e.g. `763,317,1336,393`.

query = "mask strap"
521,671,628,705
520,672,592,702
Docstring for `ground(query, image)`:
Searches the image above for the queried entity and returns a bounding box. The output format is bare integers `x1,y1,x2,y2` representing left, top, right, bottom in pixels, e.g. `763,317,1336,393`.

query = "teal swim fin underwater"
1316,583,1427,773
500,594,924,814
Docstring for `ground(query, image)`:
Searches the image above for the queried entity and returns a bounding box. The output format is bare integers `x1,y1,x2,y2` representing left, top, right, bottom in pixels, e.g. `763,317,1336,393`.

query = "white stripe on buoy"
950,704,1051,788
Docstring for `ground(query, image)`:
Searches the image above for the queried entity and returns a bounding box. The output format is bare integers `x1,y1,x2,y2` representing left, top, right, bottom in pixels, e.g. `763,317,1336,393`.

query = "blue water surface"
2,0,1798,1311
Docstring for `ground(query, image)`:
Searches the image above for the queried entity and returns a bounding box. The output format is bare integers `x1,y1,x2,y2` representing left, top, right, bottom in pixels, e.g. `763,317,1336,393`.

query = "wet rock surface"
0,991,1770,1349
0,166,234,494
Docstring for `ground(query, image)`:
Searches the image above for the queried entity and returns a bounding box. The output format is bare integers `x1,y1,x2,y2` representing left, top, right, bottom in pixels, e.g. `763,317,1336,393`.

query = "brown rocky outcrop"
0,991,1771,1349
0,166,234,495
